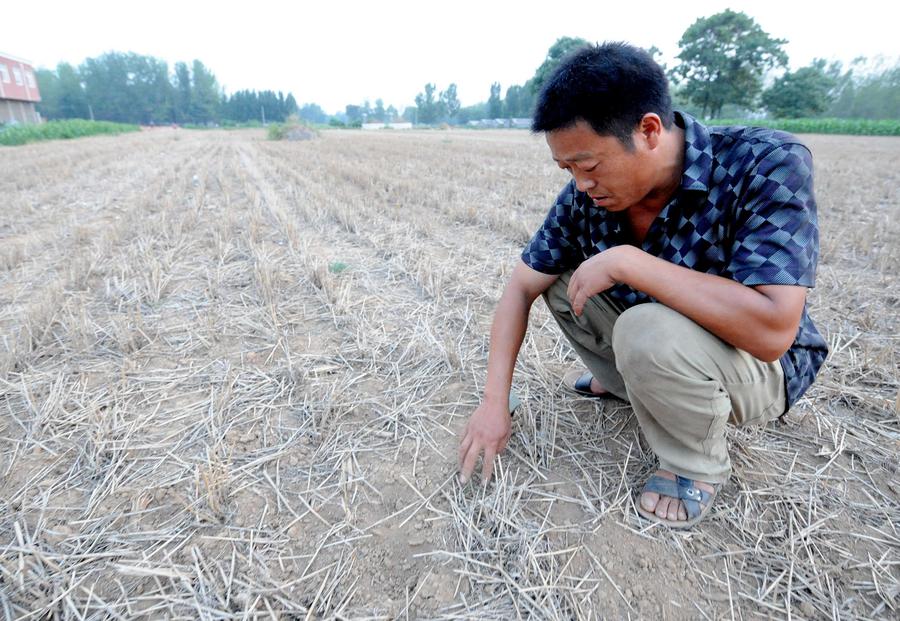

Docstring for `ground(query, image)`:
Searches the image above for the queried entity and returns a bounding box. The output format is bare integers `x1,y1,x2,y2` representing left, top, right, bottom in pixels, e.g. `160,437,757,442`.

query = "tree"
503,83,534,118
672,10,787,118
456,102,488,124
35,63,90,120
173,62,192,123
298,102,327,124
386,104,398,122
190,60,220,124
440,83,460,121
531,36,590,95
34,69,62,118
826,59,900,120
80,52,132,122
285,93,298,117
762,59,837,118
415,83,442,124
345,104,364,125
401,106,417,122
487,82,502,118
371,98,386,122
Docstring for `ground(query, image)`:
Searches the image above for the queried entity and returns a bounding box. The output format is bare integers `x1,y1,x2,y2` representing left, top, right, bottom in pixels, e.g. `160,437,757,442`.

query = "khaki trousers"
543,271,786,484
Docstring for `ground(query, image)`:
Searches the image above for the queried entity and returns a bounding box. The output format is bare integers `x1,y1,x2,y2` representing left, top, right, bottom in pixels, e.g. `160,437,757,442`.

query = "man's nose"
573,172,595,193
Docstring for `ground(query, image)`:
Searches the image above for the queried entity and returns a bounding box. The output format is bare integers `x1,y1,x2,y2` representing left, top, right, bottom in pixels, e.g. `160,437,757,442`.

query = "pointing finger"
482,446,497,484
458,433,473,468
460,439,481,484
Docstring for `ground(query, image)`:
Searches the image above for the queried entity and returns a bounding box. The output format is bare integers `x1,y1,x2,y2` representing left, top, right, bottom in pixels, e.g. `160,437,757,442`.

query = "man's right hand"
456,260,558,486
457,398,512,485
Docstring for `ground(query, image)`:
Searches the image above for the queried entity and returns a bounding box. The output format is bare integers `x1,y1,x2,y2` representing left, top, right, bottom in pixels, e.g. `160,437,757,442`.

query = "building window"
0,64,9,83
13,67,24,86
25,71,36,88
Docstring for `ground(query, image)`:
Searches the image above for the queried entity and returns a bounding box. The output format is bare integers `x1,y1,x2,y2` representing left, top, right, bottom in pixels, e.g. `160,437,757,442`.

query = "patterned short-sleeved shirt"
522,111,828,409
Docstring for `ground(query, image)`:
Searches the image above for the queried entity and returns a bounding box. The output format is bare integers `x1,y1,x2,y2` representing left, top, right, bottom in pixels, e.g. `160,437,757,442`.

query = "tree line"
399,10,899,125
36,11,899,128
36,52,299,125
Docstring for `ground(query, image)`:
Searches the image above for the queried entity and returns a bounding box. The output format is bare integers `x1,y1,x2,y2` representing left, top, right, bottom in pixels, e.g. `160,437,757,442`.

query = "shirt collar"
674,110,712,194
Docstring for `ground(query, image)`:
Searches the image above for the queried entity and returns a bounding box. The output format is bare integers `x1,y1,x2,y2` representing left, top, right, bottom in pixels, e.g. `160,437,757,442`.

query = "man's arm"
458,261,558,484
567,245,806,362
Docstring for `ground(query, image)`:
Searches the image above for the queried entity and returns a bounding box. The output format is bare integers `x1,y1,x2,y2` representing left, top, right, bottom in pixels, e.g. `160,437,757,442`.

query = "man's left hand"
567,246,631,316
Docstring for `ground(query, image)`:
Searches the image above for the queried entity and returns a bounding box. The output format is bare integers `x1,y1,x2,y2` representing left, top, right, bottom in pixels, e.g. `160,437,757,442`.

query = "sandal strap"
642,474,716,521
640,474,681,498
674,475,715,520
573,372,594,393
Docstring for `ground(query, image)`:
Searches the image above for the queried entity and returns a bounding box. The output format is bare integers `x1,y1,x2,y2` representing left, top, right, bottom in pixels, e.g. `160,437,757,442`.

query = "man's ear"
639,113,663,149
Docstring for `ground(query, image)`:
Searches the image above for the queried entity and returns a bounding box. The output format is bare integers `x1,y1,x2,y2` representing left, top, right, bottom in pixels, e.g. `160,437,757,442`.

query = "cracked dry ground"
1,128,898,619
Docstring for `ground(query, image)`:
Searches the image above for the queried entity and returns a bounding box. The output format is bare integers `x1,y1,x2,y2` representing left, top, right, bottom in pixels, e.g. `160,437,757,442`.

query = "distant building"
466,118,531,129
0,52,42,125
362,122,413,130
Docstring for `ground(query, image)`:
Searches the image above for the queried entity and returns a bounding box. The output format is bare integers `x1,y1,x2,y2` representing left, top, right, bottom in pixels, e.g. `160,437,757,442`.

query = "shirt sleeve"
520,181,582,274
729,143,819,287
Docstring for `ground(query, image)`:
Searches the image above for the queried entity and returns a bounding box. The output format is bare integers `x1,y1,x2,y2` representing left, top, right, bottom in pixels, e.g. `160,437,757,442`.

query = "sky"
4,0,899,114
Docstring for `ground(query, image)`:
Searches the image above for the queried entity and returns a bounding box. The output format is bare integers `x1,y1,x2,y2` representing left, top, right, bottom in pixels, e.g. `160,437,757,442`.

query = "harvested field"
1,127,898,619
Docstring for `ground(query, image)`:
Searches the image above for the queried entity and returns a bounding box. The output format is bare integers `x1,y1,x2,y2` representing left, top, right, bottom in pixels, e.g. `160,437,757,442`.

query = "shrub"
0,120,140,146
707,117,900,136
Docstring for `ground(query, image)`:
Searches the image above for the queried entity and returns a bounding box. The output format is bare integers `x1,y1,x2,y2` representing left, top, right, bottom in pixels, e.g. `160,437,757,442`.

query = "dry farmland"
1,127,898,619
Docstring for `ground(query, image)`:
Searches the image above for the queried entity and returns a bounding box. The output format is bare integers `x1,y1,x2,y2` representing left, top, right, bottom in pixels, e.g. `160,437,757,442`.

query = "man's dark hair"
532,42,674,147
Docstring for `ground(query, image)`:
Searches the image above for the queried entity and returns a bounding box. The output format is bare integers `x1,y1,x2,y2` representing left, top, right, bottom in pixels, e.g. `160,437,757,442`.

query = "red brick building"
0,52,42,124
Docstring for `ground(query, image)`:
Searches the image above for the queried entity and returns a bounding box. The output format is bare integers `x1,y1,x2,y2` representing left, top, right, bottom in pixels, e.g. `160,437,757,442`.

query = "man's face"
546,120,657,213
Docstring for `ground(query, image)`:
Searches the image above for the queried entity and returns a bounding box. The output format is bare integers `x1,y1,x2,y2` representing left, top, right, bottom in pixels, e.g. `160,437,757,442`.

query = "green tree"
285,93,298,117
531,36,590,95
173,61,192,123
440,83,460,121
35,63,90,120
487,82,502,118
298,102,327,124
189,60,220,124
762,60,837,118
826,59,900,120
34,68,62,119
503,83,534,118
80,52,130,122
372,98,386,122
401,106,417,122
415,83,442,124
456,102,488,124
345,104,364,125
672,10,788,118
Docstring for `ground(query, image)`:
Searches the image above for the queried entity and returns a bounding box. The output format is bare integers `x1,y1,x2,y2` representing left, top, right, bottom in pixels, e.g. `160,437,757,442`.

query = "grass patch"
707,117,900,136
267,119,317,141
0,119,140,146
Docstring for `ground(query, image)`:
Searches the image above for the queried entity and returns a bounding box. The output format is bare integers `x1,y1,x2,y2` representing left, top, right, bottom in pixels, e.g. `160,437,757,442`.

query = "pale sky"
4,1,898,114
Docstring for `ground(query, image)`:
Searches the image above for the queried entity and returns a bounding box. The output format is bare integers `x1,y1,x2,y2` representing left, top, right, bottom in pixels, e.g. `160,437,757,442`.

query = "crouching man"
457,42,828,528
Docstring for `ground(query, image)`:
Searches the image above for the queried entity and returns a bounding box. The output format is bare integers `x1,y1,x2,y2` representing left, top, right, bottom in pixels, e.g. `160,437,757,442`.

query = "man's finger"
482,446,497,484
458,432,472,467
460,440,482,483
566,272,580,302
572,288,588,316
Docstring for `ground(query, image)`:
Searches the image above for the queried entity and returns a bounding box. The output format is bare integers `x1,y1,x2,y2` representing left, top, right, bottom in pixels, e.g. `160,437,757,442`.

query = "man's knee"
612,303,696,376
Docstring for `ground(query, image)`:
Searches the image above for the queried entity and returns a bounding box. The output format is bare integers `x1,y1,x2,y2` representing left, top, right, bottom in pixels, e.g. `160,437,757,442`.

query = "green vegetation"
0,120,139,146
266,118,318,141
672,10,788,118
30,14,900,130
36,52,298,126
706,118,900,136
